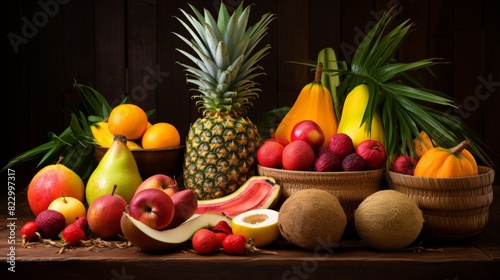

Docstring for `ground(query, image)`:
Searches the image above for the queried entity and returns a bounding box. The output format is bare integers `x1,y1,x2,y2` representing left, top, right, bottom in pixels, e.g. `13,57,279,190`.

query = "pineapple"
173,2,276,199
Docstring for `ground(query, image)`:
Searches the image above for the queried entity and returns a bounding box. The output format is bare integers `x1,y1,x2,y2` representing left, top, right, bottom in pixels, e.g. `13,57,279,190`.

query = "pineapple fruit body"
174,2,275,200
184,112,262,200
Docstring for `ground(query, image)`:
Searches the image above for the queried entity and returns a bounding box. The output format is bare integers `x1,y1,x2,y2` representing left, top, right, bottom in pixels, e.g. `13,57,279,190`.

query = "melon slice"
120,212,231,252
232,209,280,247
195,176,281,218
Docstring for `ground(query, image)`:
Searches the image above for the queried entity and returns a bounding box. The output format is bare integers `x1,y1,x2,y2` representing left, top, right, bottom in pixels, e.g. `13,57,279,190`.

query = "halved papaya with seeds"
196,176,281,219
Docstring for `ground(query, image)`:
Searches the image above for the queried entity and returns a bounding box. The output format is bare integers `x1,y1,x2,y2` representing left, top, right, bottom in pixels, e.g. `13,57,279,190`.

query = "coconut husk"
257,165,384,237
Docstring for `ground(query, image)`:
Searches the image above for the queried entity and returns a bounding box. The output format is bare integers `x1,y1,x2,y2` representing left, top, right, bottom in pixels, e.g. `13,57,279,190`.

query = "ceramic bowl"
94,145,185,180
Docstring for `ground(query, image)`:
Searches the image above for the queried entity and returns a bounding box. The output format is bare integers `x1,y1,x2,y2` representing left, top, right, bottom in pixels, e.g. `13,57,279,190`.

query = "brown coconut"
354,189,424,250
278,189,346,250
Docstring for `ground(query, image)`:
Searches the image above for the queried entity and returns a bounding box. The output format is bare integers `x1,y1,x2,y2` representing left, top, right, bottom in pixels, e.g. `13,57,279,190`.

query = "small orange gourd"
413,140,478,178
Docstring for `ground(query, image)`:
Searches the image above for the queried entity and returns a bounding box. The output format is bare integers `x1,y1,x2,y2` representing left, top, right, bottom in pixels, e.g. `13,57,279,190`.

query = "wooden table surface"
1,185,499,280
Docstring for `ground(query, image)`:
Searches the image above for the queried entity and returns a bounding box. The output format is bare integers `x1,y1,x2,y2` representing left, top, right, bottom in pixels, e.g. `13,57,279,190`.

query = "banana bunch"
91,121,142,149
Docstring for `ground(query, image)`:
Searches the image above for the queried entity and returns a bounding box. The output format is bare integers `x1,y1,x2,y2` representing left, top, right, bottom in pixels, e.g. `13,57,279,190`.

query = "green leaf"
335,8,494,168
2,82,116,180
73,81,113,118
257,106,290,139
70,114,84,136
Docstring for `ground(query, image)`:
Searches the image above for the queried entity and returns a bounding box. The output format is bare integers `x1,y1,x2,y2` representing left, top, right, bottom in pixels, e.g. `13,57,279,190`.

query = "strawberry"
222,234,247,255
61,223,86,246
20,221,38,245
192,228,221,255
214,232,228,245
73,217,88,232
212,220,232,235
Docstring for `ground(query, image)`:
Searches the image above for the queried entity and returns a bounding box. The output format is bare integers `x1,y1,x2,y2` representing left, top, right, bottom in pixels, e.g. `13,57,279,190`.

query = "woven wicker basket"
257,165,384,235
386,166,495,241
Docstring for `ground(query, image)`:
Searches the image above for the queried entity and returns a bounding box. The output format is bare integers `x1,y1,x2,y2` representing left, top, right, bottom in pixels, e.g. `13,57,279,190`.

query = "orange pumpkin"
413,140,478,178
413,130,437,158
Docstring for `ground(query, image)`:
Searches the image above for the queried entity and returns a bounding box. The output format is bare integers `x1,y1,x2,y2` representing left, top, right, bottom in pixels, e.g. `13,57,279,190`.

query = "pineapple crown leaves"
337,8,494,167
172,1,276,114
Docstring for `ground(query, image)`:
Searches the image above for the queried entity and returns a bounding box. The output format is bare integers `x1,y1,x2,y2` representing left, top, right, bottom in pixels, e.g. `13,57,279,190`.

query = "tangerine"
142,122,181,149
257,140,284,168
282,140,316,171
108,104,148,140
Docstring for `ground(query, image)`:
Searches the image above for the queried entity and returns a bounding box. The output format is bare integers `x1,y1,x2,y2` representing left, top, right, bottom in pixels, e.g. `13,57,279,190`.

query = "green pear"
86,134,143,206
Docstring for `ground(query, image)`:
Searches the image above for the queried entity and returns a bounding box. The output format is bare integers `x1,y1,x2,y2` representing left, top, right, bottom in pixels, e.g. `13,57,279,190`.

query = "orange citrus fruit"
107,104,148,140
142,122,181,149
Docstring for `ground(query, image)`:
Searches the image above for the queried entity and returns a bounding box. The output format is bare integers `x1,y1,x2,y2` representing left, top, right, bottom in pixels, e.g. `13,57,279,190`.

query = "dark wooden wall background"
3,0,500,187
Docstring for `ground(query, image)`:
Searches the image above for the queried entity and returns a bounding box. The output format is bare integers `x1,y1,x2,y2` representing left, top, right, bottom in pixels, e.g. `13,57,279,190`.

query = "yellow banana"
127,140,143,150
91,121,142,149
91,121,113,147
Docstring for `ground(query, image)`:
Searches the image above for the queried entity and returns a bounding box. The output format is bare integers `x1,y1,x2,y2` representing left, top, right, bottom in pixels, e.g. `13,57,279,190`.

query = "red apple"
27,162,85,216
87,185,127,240
128,188,175,230
355,140,387,170
166,189,198,229
134,174,179,196
290,120,325,150
391,155,419,175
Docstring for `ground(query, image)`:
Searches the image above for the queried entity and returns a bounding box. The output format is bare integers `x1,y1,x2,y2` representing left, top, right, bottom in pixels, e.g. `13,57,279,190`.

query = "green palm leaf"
338,8,493,167
1,82,121,180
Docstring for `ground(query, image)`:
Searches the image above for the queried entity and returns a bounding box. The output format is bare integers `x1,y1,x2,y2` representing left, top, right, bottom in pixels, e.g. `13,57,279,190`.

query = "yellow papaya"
337,84,384,148
274,62,338,149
